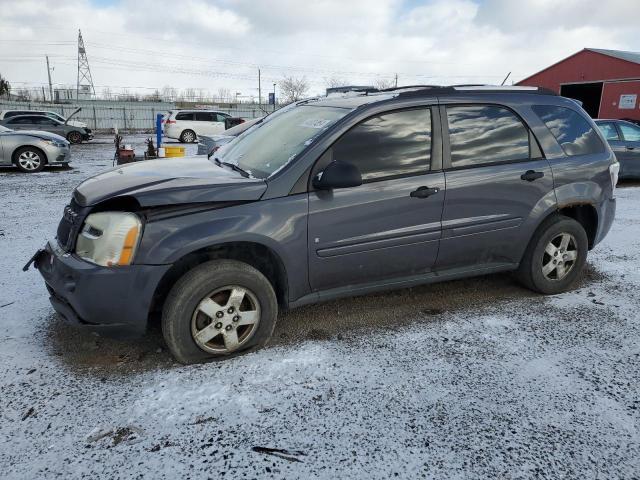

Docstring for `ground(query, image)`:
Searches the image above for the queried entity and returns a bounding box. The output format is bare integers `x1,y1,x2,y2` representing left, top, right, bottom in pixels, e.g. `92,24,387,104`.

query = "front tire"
162,260,278,364
180,129,197,143
14,147,46,173
517,214,588,294
67,131,83,144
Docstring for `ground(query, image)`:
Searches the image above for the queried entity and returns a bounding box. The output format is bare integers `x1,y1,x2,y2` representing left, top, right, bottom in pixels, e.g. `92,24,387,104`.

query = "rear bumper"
593,197,616,247
34,241,170,333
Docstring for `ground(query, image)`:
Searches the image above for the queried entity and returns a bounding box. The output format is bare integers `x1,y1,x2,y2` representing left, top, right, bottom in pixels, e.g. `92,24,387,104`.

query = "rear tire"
516,214,588,294
162,260,278,364
67,131,83,144
14,147,46,173
180,129,197,143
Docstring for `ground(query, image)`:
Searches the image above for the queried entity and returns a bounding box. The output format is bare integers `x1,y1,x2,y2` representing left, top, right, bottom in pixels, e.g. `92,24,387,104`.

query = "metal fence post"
93,106,97,130
123,107,127,130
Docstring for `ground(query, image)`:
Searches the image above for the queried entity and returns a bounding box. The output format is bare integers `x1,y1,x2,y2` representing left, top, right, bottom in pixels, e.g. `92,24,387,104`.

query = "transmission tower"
76,29,95,99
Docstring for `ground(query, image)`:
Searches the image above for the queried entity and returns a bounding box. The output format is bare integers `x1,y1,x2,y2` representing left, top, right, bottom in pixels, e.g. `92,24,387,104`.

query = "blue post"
156,113,163,153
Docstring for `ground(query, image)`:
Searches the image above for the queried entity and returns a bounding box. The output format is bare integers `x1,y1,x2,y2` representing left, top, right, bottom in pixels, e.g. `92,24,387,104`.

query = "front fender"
135,194,310,302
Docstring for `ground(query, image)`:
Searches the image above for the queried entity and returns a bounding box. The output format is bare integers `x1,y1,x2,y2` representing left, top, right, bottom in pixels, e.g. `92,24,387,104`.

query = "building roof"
587,48,640,65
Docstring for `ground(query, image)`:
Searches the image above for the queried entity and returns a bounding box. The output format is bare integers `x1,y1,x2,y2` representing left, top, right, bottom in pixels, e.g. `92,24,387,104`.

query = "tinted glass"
619,122,640,142
34,117,57,125
332,109,431,181
5,111,29,118
175,112,193,121
532,105,603,156
195,112,215,121
8,117,33,124
447,105,529,168
596,122,619,140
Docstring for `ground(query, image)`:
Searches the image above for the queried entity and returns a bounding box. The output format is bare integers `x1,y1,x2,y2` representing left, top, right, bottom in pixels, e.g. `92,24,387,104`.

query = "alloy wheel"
542,232,578,281
17,150,42,171
191,285,261,354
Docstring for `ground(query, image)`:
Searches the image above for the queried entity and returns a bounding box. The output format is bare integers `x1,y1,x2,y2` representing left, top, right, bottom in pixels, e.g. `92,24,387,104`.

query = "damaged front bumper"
28,241,170,334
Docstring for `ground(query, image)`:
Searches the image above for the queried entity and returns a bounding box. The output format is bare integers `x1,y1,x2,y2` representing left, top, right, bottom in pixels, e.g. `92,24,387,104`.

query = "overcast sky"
1,0,639,100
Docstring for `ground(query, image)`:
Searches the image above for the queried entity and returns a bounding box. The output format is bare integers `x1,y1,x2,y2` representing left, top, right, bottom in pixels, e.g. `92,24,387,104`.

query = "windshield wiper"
217,159,251,178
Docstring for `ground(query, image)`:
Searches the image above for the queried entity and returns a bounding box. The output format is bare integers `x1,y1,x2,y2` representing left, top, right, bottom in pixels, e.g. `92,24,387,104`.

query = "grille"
56,198,83,251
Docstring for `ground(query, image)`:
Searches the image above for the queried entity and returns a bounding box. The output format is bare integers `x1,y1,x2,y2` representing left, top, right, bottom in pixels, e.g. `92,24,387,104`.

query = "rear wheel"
162,260,278,364
517,214,588,294
180,129,197,143
67,131,83,144
14,147,46,173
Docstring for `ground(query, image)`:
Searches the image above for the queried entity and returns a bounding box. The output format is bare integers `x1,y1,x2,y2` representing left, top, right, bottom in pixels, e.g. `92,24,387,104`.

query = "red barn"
516,48,640,121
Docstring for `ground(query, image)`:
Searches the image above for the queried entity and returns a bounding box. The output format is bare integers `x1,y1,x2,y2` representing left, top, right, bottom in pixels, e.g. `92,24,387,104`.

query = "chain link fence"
0,100,272,132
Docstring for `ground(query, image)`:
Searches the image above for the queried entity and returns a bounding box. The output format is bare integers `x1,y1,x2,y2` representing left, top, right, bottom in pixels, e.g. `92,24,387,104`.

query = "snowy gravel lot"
1,135,639,479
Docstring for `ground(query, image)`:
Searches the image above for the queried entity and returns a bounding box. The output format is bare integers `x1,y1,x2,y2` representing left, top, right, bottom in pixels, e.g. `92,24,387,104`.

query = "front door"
436,104,554,270
307,107,445,292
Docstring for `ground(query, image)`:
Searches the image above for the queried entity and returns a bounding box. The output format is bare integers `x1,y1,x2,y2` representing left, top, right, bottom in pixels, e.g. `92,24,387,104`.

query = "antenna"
77,29,95,99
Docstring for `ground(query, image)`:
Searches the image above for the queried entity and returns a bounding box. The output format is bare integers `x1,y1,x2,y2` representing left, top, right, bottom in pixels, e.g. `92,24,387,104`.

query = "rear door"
195,111,226,135
617,121,640,177
5,116,37,131
33,116,66,137
307,107,445,292
436,103,554,270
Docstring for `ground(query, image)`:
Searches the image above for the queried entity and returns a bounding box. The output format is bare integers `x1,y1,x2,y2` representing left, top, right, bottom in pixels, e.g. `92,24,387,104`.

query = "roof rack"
392,84,557,97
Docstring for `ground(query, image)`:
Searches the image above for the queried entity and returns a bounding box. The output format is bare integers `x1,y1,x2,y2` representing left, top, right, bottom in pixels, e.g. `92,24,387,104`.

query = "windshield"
48,112,65,122
217,105,351,178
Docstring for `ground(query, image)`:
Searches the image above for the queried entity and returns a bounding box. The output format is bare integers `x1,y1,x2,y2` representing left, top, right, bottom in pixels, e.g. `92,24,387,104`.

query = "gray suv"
27,86,619,364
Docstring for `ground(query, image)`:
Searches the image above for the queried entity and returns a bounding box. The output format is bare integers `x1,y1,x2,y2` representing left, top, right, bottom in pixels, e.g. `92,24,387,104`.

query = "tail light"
165,119,176,124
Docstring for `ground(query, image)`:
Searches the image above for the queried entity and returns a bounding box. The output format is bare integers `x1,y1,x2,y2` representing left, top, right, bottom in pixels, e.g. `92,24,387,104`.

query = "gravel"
0,135,639,479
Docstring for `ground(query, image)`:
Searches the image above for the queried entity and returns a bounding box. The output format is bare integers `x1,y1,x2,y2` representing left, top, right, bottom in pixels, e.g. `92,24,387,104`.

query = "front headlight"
75,212,142,266
45,139,68,148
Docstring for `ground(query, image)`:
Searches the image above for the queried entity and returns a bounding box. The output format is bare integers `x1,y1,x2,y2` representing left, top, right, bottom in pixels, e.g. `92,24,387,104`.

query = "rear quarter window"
175,112,194,121
532,105,604,156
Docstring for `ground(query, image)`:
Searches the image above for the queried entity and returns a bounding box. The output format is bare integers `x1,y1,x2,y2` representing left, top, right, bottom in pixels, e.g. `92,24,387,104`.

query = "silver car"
0,124,71,173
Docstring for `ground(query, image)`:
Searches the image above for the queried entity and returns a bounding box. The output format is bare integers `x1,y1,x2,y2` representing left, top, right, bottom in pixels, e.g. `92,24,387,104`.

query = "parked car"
0,114,92,144
163,110,232,143
28,86,618,364
197,117,263,156
0,108,87,128
0,124,70,172
595,119,640,179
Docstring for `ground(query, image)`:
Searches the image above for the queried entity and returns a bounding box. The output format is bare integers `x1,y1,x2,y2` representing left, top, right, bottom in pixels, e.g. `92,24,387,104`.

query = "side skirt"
288,263,518,309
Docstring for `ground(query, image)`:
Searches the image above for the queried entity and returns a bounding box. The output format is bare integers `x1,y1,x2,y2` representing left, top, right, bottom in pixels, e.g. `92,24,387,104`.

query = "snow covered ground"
1,136,639,479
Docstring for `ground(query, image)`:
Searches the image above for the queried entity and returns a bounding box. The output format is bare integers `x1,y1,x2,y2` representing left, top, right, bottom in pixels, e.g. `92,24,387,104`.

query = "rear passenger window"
619,122,640,142
447,105,530,168
175,112,193,121
195,112,215,121
532,105,604,156
332,109,431,182
597,122,619,140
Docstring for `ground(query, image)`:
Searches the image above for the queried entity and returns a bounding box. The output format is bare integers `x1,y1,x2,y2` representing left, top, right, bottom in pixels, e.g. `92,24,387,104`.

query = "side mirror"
313,160,362,190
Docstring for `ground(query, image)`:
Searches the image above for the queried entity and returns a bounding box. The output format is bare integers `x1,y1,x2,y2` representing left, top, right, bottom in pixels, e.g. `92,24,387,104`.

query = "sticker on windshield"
299,119,332,129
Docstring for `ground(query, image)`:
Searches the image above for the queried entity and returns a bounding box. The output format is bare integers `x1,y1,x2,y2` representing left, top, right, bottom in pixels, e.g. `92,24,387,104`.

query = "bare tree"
101,86,112,100
324,75,349,88
0,73,11,98
374,77,396,90
217,87,231,102
280,75,309,103
161,85,178,102
181,88,197,102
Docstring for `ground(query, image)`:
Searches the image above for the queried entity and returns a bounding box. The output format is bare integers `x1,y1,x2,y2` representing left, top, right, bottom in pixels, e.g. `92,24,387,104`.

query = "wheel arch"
11,144,48,165
149,240,289,321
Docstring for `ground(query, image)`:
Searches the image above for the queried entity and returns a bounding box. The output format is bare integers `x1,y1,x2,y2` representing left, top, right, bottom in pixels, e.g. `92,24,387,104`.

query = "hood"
74,156,267,207
67,120,87,128
9,130,68,143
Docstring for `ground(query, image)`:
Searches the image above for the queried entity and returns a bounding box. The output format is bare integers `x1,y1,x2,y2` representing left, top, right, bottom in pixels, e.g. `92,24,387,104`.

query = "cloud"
0,0,638,98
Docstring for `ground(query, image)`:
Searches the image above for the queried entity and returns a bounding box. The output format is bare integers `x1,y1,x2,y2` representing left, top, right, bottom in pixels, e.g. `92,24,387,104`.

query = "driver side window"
331,108,432,182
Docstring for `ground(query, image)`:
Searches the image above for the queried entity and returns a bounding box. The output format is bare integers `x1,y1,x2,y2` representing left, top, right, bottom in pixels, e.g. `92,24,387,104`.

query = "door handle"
410,186,440,198
626,146,636,151
521,170,544,182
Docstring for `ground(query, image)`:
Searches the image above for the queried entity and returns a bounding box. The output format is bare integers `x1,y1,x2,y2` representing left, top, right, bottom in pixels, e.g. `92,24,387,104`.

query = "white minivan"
163,110,231,143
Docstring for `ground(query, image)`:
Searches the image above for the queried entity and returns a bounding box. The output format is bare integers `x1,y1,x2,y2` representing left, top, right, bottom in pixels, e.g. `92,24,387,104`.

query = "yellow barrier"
162,145,186,158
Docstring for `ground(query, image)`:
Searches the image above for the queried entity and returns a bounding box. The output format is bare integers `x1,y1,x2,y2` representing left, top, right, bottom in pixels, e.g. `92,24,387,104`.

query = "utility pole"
394,73,398,88
46,55,53,102
258,68,262,108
